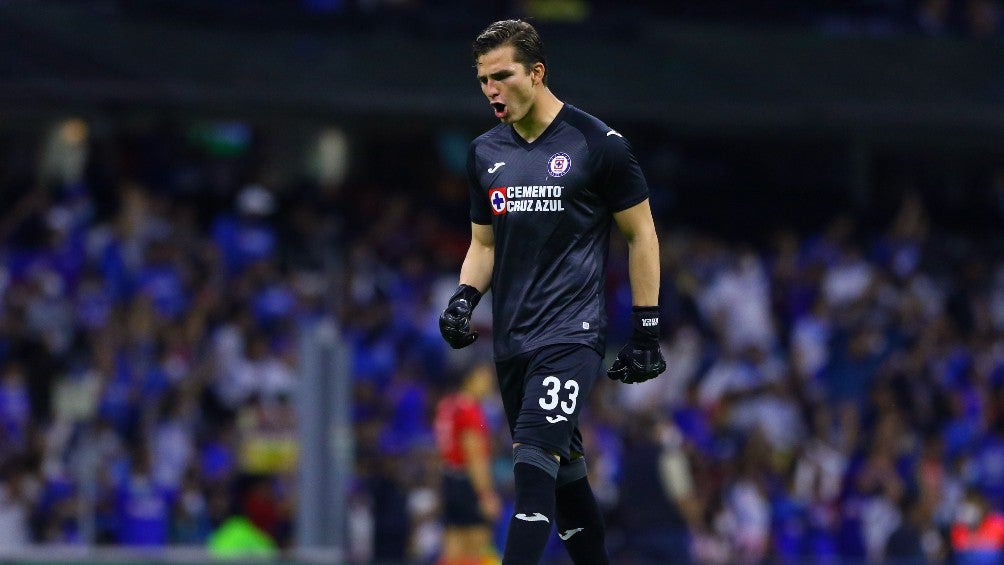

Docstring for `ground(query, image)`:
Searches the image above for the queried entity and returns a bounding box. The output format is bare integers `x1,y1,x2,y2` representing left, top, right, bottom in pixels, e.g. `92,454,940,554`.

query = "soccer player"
433,363,502,565
439,19,667,565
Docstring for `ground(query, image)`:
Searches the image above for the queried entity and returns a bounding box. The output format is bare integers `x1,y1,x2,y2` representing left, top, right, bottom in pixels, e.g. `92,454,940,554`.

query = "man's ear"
532,62,546,86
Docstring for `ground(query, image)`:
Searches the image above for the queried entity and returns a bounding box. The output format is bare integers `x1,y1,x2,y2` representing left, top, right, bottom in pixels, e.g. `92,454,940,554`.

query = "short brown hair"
472,19,547,84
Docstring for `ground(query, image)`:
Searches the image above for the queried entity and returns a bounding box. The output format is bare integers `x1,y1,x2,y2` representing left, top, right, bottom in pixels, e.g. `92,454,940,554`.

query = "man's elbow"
626,226,657,247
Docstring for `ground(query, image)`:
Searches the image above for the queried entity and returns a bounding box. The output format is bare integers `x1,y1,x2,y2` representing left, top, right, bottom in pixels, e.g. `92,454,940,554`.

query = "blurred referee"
434,363,502,565
439,19,667,565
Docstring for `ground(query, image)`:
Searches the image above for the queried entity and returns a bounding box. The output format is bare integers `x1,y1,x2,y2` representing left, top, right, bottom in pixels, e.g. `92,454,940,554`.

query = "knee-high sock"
501,462,556,565
555,473,610,565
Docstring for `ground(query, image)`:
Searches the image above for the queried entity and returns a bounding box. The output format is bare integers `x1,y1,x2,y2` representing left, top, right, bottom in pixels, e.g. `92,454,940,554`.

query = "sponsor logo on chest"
489,185,564,215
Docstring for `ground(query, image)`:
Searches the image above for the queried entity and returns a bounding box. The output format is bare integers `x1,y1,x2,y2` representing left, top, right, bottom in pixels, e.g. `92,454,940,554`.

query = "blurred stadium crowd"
0,112,1002,565
116,0,1004,38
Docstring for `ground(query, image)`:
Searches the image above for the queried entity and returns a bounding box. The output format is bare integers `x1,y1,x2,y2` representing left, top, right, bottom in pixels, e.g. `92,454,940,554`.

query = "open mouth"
491,102,506,118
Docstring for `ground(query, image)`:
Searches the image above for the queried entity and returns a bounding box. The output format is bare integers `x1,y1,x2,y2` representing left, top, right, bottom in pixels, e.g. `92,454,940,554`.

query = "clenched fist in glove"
439,284,482,349
607,306,667,384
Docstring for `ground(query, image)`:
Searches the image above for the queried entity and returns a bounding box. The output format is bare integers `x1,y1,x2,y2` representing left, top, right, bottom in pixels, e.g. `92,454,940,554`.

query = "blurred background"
1,0,1004,564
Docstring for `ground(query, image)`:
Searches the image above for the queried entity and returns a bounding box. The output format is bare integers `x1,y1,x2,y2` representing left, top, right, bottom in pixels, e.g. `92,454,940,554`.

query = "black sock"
501,463,556,565
555,476,610,565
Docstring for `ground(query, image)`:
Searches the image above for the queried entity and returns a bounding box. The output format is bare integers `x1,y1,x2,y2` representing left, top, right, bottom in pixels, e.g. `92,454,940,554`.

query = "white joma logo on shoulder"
515,513,549,523
606,130,623,137
488,162,506,173
559,528,584,540
546,415,568,424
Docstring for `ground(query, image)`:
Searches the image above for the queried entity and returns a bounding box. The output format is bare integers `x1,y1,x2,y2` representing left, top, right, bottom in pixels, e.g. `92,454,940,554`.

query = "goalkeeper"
439,19,666,565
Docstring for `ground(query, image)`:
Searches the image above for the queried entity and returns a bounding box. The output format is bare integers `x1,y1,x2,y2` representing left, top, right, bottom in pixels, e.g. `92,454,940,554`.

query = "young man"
439,19,667,565
433,363,502,565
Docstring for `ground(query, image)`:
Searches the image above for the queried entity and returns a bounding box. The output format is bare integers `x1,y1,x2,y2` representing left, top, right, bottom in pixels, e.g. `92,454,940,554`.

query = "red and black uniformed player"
438,19,667,565
434,362,502,565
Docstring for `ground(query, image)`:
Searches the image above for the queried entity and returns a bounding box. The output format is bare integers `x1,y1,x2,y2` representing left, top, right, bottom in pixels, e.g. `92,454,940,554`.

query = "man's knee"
512,443,560,478
556,456,588,488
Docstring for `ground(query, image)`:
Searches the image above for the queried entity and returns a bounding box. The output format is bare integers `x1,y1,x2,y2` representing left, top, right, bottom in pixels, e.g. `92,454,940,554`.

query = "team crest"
547,152,571,177
489,187,507,215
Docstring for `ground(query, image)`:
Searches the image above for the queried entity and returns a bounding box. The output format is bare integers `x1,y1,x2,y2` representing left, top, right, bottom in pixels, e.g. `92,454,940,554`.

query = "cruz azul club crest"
547,152,571,177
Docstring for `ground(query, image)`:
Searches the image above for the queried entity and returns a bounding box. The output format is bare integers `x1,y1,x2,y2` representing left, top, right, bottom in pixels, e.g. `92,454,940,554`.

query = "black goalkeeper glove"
607,306,667,384
439,284,482,349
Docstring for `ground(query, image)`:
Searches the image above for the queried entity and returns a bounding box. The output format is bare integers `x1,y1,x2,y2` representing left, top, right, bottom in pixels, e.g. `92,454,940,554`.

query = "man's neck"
513,89,563,143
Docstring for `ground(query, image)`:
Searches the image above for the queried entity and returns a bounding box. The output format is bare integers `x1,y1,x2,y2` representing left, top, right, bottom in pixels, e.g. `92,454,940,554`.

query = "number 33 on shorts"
538,375,579,423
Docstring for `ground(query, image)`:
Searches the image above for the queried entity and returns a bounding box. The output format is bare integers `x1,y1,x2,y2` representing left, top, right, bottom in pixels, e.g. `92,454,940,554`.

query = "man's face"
476,45,537,124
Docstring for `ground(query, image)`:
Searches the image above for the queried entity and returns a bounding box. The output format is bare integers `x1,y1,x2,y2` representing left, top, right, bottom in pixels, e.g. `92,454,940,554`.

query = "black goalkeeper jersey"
467,104,650,360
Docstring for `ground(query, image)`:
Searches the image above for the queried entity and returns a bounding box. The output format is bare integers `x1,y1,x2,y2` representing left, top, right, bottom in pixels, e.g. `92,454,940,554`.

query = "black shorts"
495,343,601,460
441,472,489,527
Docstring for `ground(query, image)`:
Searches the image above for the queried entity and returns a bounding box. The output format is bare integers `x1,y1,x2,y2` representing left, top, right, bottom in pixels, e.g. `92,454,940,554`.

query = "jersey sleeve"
593,132,649,213
467,142,492,225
